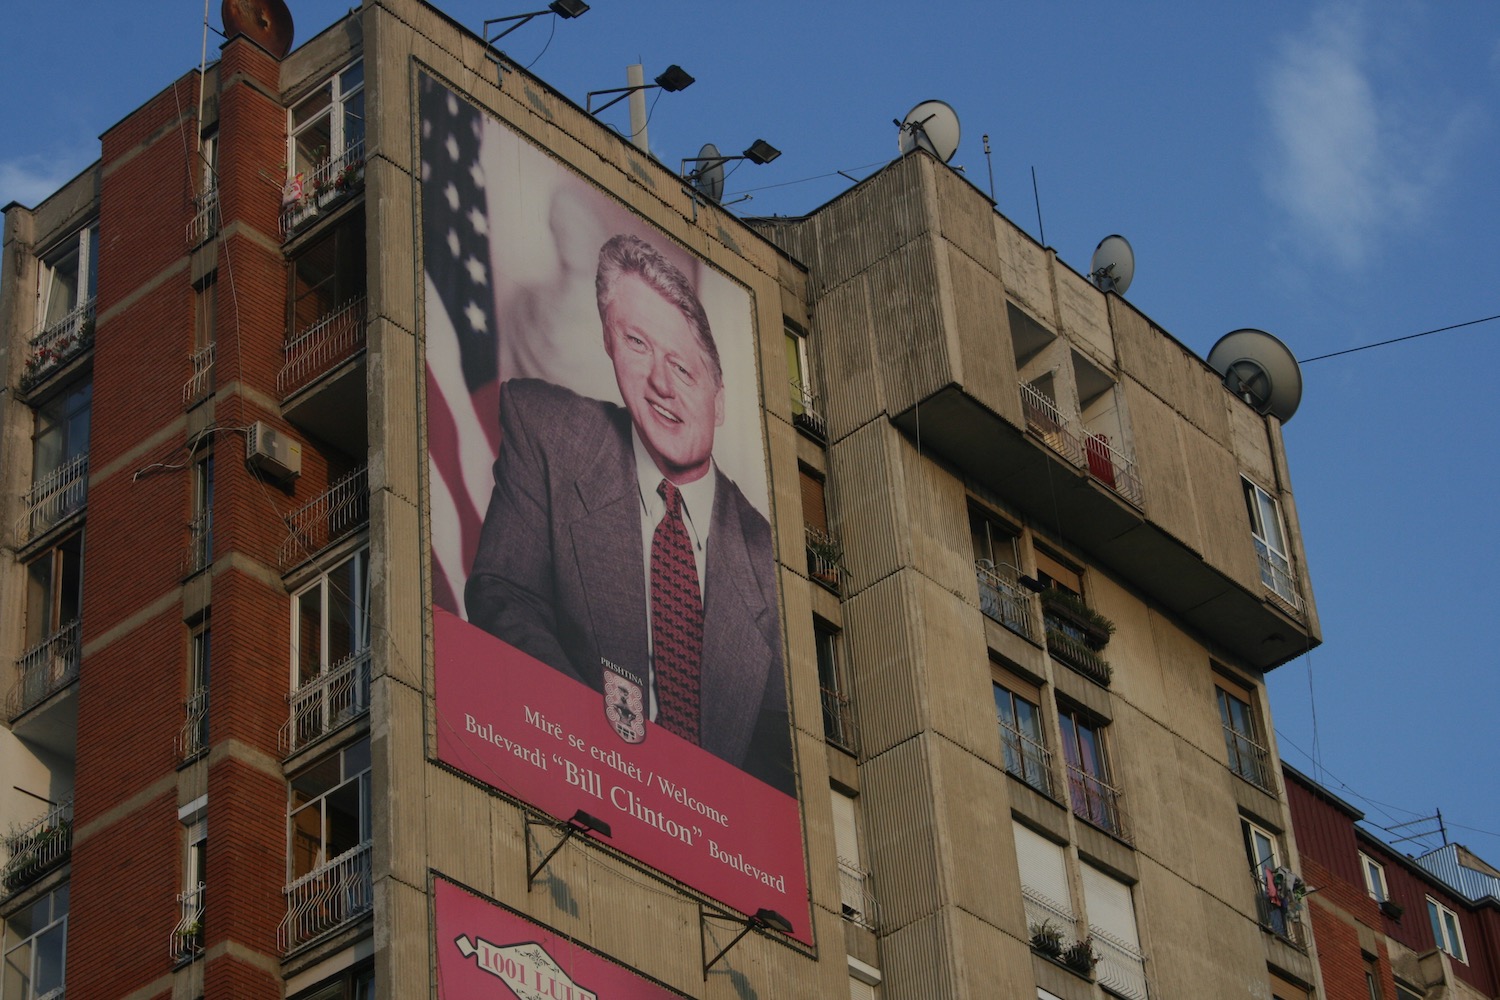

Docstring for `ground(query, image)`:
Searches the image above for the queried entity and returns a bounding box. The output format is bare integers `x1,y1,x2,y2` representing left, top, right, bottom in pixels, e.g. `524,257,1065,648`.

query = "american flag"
419,72,500,616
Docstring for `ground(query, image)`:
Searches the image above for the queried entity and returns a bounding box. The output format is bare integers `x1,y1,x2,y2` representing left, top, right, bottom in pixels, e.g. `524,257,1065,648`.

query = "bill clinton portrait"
465,234,792,795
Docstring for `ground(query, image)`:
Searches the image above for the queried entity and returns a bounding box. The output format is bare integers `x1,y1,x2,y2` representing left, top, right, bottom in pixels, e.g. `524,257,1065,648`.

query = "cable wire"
1299,313,1500,363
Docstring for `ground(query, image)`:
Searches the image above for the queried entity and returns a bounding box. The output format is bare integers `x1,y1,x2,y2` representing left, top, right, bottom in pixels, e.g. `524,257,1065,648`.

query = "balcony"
183,510,212,577
279,296,367,401
1223,724,1274,792
278,842,373,953
1019,381,1085,467
836,856,879,930
1019,382,1143,509
20,454,89,544
1066,763,1129,842
280,139,366,239
1252,866,1307,948
1092,926,1149,1000
10,620,81,722
1000,720,1054,798
820,684,857,755
1021,885,1075,950
186,187,219,249
170,883,205,963
2,798,73,896
1040,591,1113,688
975,559,1037,641
182,343,215,406
1083,432,1144,507
805,526,844,594
1254,540,1303,613
790,377,827,441
282,648,371,757
175,687,209,762
279,464,369,569
19,300,94,395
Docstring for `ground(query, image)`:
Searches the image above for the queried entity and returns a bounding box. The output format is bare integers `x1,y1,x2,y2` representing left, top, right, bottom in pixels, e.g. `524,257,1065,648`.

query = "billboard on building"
435,877,689,998
419,71,809,940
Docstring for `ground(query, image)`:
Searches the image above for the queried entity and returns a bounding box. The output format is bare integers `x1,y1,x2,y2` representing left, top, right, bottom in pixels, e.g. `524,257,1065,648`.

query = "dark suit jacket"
465,378,793,795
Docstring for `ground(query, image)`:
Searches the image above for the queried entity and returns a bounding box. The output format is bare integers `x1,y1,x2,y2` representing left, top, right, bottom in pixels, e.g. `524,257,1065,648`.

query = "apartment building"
1,2,1323,997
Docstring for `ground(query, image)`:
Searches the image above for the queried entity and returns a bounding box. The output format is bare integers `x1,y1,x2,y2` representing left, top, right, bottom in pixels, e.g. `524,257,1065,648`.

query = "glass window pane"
344,737,371,778
340,61,364,94
298,587,325,685
325,780,362,858
34,924,64,993
3,940,31,999
293,84,333,129
343,90,365,149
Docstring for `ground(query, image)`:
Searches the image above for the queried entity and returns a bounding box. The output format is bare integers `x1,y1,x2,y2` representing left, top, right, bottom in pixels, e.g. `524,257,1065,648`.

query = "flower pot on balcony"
1040,589,1115,647
1029,920,1064,957
1061,936,1098,976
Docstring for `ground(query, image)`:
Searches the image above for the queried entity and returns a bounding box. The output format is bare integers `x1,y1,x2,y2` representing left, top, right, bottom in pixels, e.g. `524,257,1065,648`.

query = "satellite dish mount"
896,100,961,163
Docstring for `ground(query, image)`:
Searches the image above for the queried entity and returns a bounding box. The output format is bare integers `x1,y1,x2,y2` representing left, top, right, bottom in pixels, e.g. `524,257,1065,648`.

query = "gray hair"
595,234,721,385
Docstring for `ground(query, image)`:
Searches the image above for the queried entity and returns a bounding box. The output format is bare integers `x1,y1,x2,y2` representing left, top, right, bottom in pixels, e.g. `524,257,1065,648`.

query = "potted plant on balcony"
1039,588,1115,647
1061,935,1098,976
1029,919,1065,958
806,532,845,587
333,156,366,193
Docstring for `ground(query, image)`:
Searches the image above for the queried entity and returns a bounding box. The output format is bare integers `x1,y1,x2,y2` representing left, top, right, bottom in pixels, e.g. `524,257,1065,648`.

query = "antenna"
1208,329,1304,423
221,0,294,58
896,100,961,163
1089,235,1135,295
690,143,725,202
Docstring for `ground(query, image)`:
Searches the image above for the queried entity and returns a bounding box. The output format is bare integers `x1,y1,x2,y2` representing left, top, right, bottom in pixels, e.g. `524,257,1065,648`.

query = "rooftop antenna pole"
627,64,649,152
983,134,994,201
197,0,212,160
1031,165,1045,247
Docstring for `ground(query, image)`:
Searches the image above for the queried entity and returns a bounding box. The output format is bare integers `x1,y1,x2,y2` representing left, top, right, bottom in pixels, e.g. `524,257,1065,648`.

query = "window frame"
1242,476,1298,603
287,59,365,180
815,620,855,753
2,883,69,1000
36,225,97,334
1360,851,1389,903
290,546,371,691
993,677,1051,796
1215,676,1271,789
24,531,83,647
1426,896,1466,963
288,736,372,880
1057,705,1123,836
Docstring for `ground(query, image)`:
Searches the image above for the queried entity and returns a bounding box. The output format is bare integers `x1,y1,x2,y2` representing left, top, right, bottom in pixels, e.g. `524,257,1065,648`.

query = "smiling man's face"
603,273,724,484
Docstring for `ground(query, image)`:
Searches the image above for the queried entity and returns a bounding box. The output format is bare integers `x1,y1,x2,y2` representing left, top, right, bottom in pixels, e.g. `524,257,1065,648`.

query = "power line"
1299,313,1500,364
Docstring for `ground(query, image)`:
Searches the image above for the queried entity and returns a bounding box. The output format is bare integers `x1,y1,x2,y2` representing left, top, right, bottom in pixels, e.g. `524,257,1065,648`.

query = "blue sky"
4,1,1498,861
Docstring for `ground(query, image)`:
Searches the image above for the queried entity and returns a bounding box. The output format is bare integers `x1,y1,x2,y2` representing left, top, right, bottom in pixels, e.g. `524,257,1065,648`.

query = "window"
786,326,815,423
173,804,207,961
194,278,218,352
291,215,367,334
1270,971,1310,1000
971,508,1032,638
31,381,91,497
24,534,83,649
1360,852,1389,903
2,884,68,1000
1364,955,1382,1000
1242,478,1299,606
1058,707,1125,838
36,225,97,335
1013,820,1075,938
289,60,365,181
293,964,374,1000
993,671,1051,796
816,622,855,752
179,624,211,760
290,737,371,880
1394,984,1423,1000
289,548,371,751
1426,897,1465,963
1216,675,1271,790
801,468,840,587
1244,819,1302,943
831,789,873,927
1081,863,1148,1000
188,453,213,574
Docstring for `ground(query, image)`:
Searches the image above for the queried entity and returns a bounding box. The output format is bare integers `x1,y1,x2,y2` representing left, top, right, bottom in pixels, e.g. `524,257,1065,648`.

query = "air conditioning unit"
245,421,302,483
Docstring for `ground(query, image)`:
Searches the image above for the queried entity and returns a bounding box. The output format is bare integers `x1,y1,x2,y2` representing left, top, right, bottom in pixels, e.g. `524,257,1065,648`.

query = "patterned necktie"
651,479,703,742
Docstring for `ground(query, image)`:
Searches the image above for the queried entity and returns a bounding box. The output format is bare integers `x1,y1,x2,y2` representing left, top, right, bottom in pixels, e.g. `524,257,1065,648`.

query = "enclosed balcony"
279,465,368,570
805,526,844,594
186,186,219,249
1252,865,1307,949
975,559,1036,642
280,138,366,239
281,648,371,757
1000,719,1053,797
2,798,73,897
278,842,372,953
836,856,879,930
19,300,95,396
182,343,215,407
170,883,205,963
10,621,80,724
790,377,827,442
20,454,88,545
1066,763,1129,842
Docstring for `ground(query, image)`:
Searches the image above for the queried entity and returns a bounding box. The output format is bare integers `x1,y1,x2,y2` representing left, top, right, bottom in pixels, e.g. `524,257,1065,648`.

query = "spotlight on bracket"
483,0,589,45
587,65,695,115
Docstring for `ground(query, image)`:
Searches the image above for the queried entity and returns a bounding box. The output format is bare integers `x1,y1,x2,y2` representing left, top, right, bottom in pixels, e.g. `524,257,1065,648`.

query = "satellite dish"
222,0,294,59
1090,235,1135,295
691,143,725,202
1208,328,1304,423
898,100,961,163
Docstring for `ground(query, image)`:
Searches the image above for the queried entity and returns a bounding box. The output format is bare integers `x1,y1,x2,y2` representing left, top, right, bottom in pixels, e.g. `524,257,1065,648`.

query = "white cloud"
1259,5,1453,269
0,156,89,209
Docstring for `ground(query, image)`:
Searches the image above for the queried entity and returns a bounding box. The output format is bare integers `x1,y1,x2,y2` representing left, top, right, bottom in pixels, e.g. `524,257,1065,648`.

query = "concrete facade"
1,2,1326,998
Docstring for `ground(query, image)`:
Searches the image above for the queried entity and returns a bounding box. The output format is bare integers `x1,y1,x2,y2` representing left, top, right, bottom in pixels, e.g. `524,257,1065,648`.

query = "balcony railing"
170,882,205,963
278,296,367,399
186,187,219,248
1223,724,1274,792
975,559,1036,641
1018,382,1144,506
790,377,827,441
836,856,879,929
820,684,857,754
182,343,215,406
280,139,366,237
2,798,73,896
278,842,373,953
20,453,89,543
176,687,209,762
1021,885,1075,945
184,510,213,577
1000,720,1054,797
1044,620,1113,687
1019,382,1085,466
10,620,81,721
282,648,372,757
1066,763,1129,842
1092,926,1149,1000
1084,433,1144,507
1252,865,1307,948
21,299,95,393
279,464,369,569
805,526,843,593
1253,540,1303,612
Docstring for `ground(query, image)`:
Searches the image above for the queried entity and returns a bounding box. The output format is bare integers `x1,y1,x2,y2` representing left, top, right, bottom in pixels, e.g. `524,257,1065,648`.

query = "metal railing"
278,841,373,953
2,798,73,895
20,453,89,543
278,296,367,398
1000,720,1054,797
182,343,215,405
1019,382,1085,467
176,687,209,761
820,684,857,754
975,559,1036,640
184,510,213,577
1043,619,1113,687
1251,866,1307,948
836,856,879,929
279,139,366,237
1092,926,1149,999
279,464,369,569
1084,432,1144,507
1253,540,1303,612
10,620,81,720
282,648,371,756
1021,885,1076,943
1223,724,1274,792
22,298,95,391
170,882,205,962
805,526,843,592
790,377,827,440
186,187,219,248
1066,763,1129,842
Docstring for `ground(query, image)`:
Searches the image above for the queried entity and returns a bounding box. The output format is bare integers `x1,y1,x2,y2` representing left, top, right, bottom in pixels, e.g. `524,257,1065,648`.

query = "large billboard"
419,71,809,941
